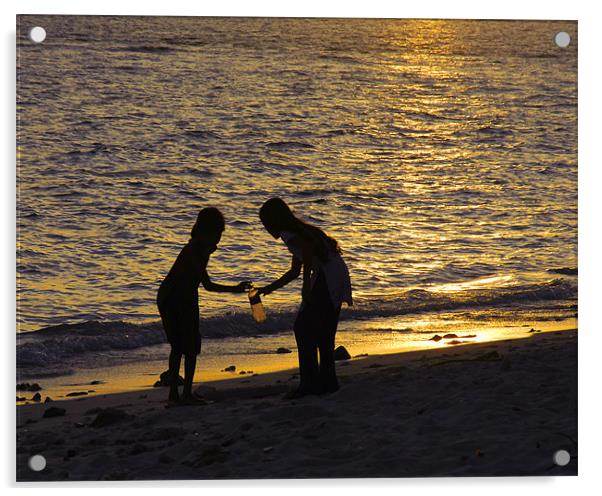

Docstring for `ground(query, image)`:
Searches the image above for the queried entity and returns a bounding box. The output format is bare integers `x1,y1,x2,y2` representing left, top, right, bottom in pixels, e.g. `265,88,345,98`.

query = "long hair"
191,207,225,239
259,198,340,261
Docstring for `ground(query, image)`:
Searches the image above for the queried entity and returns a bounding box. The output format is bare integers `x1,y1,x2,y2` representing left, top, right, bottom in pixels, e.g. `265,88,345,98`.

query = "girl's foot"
282,387,320,400
179,394,207,406
320,384,339,395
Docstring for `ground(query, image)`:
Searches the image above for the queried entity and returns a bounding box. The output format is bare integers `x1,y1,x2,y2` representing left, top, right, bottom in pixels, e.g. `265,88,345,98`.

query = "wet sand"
16,329,577,480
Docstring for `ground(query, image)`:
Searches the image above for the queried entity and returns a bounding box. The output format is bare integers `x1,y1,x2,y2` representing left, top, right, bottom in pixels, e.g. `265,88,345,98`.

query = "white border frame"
3,1,601,494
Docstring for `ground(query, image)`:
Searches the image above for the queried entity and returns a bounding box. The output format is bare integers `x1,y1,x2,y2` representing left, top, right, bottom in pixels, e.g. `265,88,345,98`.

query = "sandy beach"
16,329,577,480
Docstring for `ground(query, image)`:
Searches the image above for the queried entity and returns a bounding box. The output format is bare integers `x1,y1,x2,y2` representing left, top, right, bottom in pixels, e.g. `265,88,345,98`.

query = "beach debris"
44,396,52,403
90,407,132,428
430,335,443,342
276,347,292,354
223,365,236,372
17,383,42,392
154,370,185,387
333,345,351,361
31,392,42,402
66,391,88,397
43,407,66,418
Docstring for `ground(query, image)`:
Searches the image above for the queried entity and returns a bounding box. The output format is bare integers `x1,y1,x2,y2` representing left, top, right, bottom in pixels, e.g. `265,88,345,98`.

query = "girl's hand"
235,281,253,293
257,286,273,296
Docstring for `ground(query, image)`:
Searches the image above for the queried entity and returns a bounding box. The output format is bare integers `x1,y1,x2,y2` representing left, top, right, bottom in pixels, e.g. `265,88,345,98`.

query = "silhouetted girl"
257,198,352,398
157,208,251,405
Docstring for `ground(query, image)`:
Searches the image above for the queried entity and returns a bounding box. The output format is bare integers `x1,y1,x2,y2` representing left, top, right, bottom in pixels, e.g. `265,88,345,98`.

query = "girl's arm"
258,255,302,295
196,249,251,293
199,268,251,293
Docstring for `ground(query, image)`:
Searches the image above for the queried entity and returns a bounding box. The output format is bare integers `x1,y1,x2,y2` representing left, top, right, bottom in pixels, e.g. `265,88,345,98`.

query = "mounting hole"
29,26,46,43
553,449,571,466
28,454,47,472
555,32,570,48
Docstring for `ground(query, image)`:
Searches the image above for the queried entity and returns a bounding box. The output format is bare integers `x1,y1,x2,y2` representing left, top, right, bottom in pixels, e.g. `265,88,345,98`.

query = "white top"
281,230,353,308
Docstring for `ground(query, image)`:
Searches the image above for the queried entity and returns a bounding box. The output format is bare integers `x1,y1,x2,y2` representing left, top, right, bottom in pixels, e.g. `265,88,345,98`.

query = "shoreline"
16,317,576,403
17,329,577,480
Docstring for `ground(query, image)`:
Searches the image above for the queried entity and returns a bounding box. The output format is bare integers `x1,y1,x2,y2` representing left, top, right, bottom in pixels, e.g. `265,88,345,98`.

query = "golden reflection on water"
17,17,577,332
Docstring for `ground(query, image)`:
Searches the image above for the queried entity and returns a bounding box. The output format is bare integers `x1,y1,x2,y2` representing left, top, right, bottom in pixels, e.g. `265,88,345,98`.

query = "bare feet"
179,394,207,406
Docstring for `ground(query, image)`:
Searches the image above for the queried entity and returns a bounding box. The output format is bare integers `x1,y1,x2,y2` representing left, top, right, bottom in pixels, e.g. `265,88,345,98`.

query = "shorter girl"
257,198,352,398
157,207,251,405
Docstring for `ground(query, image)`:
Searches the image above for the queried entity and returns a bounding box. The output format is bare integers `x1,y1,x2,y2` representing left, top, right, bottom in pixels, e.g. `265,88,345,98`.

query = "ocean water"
17,17,577,377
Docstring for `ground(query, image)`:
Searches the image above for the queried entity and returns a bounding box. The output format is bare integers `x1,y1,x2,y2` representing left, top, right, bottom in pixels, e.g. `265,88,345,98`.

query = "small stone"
430,335,443,342
66,391,88,397
90,408,131,428
239,371,247,375
276,347,292,354
16,396,26,402
154,370,185,387
43,407,66,418
333,345,351,361
224,365,236,372
44,396,52,403
442,334,458,339
90,380,103,385
354,353,369,358
31,392,41,402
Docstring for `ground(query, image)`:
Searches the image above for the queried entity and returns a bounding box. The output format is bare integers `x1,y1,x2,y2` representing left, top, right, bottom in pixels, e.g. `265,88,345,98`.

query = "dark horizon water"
17,17,577,349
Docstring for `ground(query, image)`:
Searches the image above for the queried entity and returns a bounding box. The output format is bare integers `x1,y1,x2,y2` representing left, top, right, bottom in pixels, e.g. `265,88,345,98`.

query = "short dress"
156,244,205,356
280,230,353,310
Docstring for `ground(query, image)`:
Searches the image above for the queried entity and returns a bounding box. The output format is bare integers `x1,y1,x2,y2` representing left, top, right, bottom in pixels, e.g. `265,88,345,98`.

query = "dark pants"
293,271,342,394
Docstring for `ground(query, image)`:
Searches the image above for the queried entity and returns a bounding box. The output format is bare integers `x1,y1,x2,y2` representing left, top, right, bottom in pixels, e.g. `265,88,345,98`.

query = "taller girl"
257,198,352,398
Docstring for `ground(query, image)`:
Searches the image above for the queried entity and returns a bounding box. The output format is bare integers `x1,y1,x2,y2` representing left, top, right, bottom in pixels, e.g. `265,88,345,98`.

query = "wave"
265,141,315,150
17,278,576,369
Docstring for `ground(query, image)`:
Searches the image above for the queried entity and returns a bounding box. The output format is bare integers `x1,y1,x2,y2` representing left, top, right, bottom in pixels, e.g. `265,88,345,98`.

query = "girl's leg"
318,306,341,393
183,354,196,399
293,307,320,393
168,348,182,402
